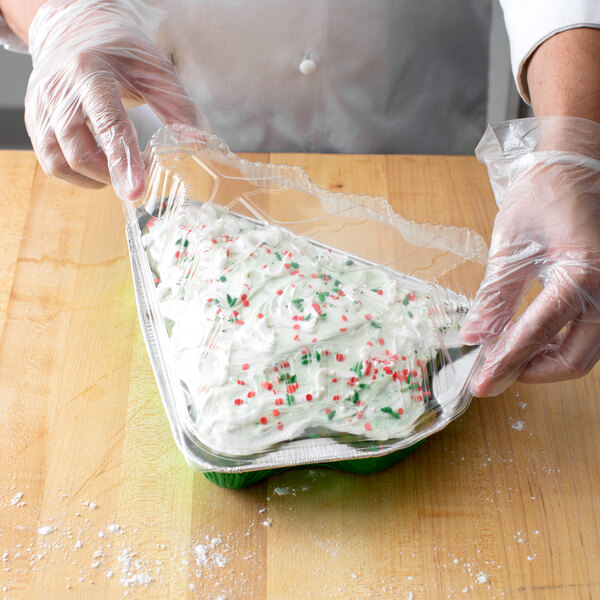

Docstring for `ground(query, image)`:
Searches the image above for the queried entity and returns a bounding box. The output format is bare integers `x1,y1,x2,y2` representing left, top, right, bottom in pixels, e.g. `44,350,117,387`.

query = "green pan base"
203,441,424,489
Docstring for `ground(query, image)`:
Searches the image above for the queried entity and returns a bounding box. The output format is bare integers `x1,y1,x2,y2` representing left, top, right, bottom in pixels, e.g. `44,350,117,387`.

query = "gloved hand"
461,117,600,396
25,0,199,200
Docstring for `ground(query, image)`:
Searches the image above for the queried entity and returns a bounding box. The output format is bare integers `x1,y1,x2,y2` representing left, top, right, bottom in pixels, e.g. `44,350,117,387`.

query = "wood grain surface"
0,150,599,600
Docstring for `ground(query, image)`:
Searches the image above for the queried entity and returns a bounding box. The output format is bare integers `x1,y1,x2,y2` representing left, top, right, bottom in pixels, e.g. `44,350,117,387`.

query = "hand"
25,0,199,200
461,117,600,396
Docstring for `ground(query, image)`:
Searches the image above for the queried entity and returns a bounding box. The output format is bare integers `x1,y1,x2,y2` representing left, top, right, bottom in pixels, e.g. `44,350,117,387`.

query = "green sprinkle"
334,279,342,288
164,318,175,336
402,295,410,305
290,261,299,269
304,314,311,321
327,410,336,421
315,351,321,362
381,406,400,419
289,374,297,383
286,394,295,405
370,320,382,329
275,252,282,261
219,275,227,282
226,294,236,307
408,311,413,318
346,260,354,266
352,390,360,404
319,313,327,320
291,298,304,309
350,361,363,377
317,291,330,302
359,383,370,389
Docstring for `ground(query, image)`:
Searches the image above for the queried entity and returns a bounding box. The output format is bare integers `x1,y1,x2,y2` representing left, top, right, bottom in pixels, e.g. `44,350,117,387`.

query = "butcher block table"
1,150,599,600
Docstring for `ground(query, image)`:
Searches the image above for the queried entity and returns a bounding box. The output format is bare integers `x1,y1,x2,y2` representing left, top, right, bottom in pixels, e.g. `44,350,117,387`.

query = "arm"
462,29,600,395
0,0,44,43
527,27,600,124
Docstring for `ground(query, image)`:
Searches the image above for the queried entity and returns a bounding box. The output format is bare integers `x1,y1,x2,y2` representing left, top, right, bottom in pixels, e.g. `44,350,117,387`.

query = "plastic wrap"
124,125,487,487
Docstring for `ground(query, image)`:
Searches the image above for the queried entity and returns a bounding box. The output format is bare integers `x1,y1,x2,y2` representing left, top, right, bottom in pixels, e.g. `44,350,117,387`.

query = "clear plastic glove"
461,117,600,396
25,0,199,200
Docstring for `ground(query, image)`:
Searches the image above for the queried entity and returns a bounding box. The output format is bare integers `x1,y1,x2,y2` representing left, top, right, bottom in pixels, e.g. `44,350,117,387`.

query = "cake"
142,202,457,456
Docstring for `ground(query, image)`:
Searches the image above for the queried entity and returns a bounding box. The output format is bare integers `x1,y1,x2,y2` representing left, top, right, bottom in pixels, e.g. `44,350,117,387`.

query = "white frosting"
142,203,459,456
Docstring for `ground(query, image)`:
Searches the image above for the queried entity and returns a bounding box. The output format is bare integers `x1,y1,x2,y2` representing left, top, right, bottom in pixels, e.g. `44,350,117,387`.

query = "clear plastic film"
25,0,201,200
461,116,600,397
125,125,487,472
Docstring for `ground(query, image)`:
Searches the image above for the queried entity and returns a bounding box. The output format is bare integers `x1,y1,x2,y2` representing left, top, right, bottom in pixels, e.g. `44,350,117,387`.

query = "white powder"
476,572,489,584
262,519,272,527
10,493,23,506
511,420,525,431
107,524,121,534
37,526,54,536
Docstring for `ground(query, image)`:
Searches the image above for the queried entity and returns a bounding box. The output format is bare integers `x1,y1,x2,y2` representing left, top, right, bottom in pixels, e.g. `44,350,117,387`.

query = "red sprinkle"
333,395,341,402
378,338,385,346
260,417,268,425
364,423,373,431
398,408,404,415
341,314,348,322
247,391,256,398
293,324,301,330
262,382,273,391
339,328,347,332
335,354,345,362
276,422,283,430
364,314,372,320
275,398,284,406
257,313,264,319
276,289,283,295
234,398,243,406
305,394,313,402
273,409,280,416
242,364,250,371
237,380,245,386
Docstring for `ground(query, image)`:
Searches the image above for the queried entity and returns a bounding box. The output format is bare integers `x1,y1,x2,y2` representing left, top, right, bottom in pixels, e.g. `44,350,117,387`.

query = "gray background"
0,2,525,151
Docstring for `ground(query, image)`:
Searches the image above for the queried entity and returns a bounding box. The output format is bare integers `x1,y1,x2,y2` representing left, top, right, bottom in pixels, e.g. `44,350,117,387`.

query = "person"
1,0,600,397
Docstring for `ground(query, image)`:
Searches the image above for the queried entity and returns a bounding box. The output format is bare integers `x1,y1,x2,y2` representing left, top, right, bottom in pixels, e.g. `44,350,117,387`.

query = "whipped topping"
142,203,459,456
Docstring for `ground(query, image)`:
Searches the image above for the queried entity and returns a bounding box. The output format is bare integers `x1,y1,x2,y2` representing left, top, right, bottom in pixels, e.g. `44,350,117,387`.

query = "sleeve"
0,14,27,52
499,0,600,103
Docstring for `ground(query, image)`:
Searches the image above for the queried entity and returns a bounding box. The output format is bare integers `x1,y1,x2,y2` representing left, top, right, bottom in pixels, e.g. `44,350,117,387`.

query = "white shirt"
2,1,600,153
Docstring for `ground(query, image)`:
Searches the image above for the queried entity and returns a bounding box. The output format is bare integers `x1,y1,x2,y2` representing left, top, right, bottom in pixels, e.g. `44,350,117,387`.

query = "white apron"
150,0,492,154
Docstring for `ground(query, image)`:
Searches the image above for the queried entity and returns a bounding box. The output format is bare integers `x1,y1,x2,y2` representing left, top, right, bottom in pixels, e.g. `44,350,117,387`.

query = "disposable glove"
461,117,600,396
25,0,199,200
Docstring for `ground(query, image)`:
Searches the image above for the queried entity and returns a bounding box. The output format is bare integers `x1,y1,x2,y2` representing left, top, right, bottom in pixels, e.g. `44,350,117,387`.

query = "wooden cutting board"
0,150,598,599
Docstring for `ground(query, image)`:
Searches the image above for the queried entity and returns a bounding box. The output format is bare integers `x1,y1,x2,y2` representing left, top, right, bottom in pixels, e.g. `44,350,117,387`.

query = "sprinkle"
364,423,372,431
305,394,313,402
257,313,264,319
364,314,372,320
275,398,284,405
247,391,256,398
339,328,347,332
341,314,348,322
333,395,341,402
276,289,283,295
276,422,283,430
327,410,336,421
335,354,345,362
260,417,268,425
234,399,243,406
378,338,385,345
293,324,301,330
237,380,245,385
273,409,280,416
262,382,273,390
242,363,250,371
